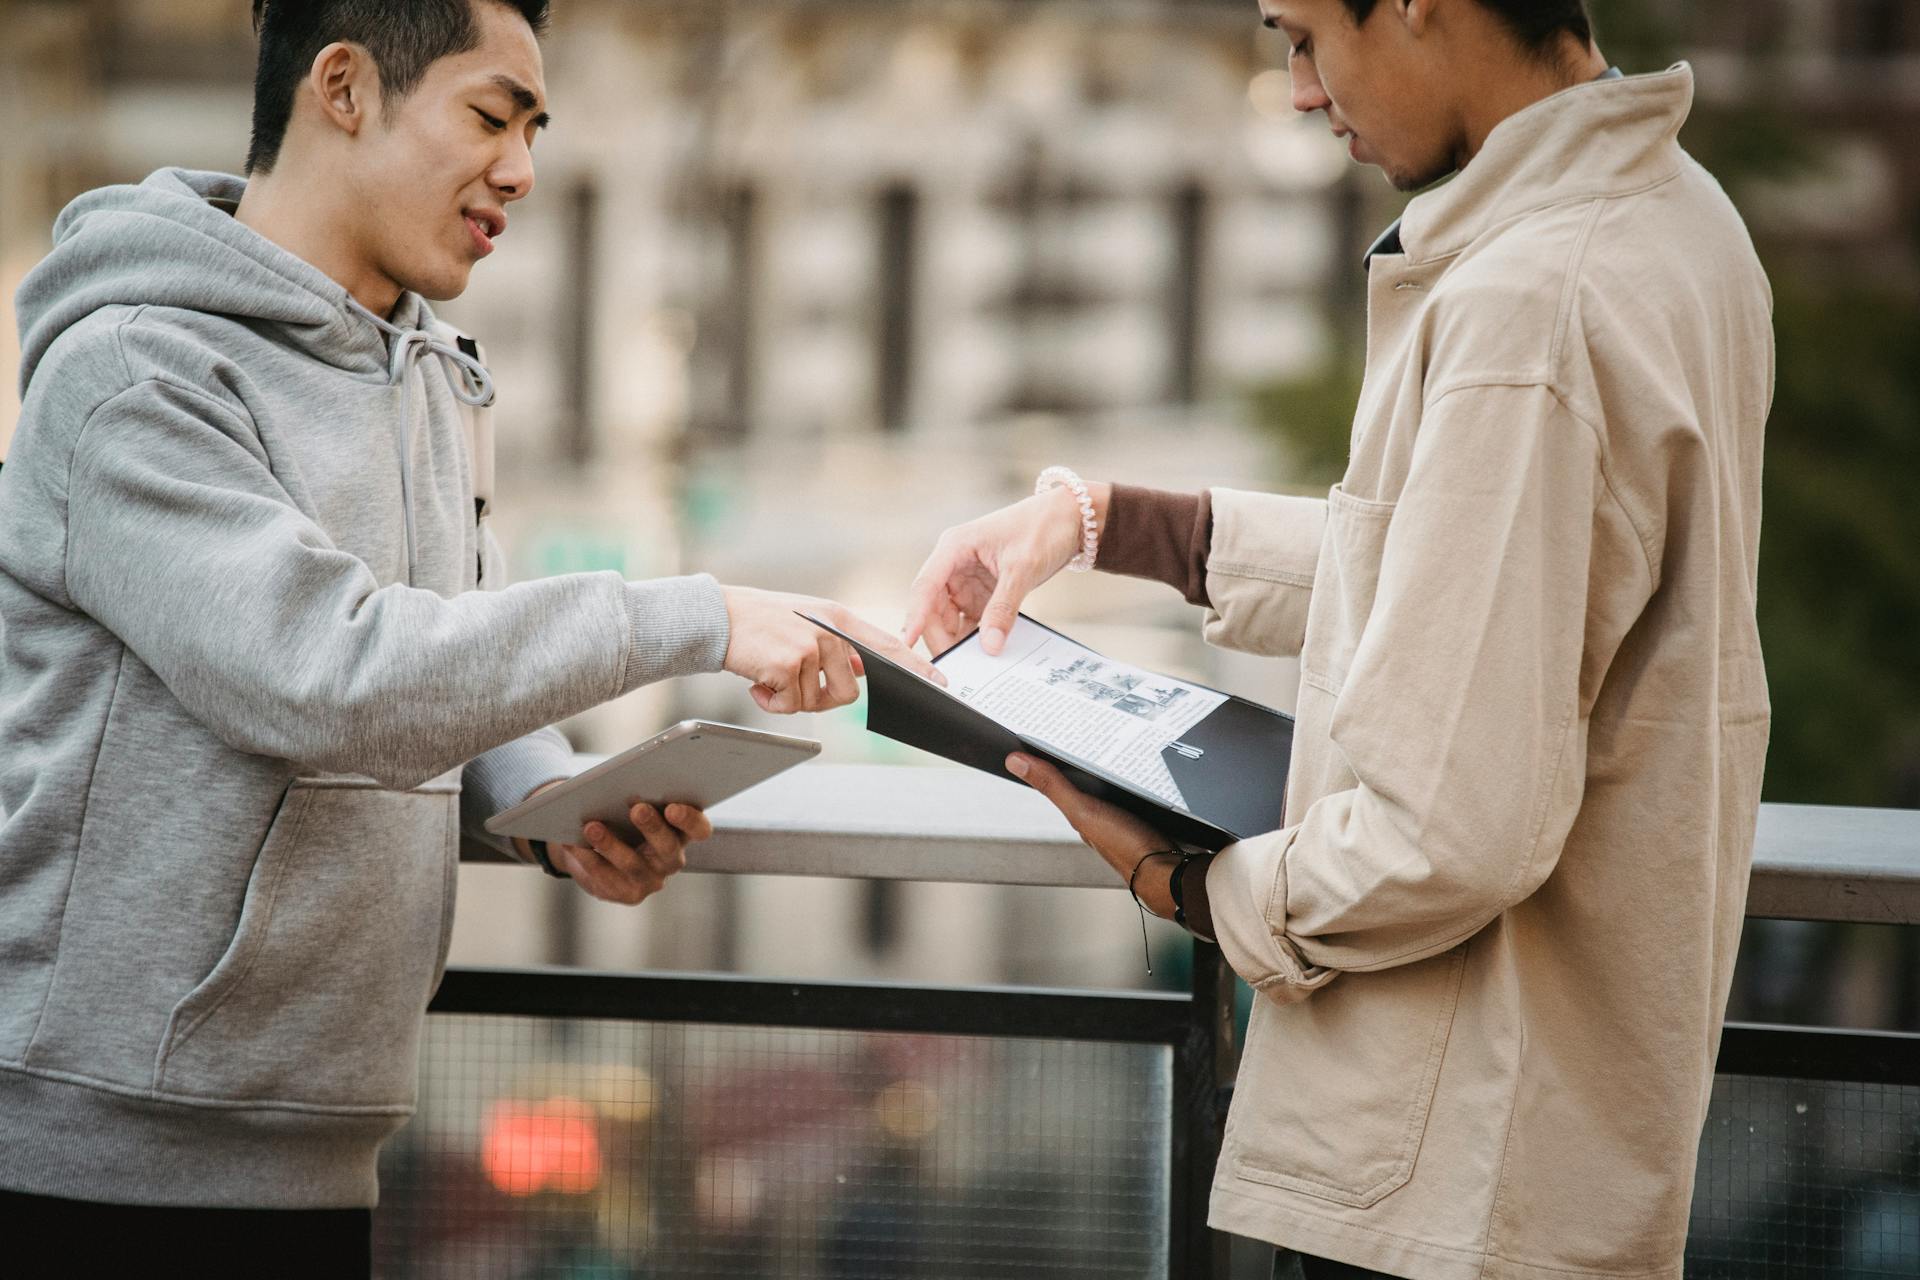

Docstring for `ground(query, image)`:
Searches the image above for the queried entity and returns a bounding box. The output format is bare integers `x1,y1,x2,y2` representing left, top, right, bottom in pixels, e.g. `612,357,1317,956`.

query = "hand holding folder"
807,613,1293,851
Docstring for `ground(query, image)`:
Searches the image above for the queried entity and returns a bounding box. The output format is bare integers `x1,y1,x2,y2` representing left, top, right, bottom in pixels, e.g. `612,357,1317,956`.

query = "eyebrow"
490,74,551,129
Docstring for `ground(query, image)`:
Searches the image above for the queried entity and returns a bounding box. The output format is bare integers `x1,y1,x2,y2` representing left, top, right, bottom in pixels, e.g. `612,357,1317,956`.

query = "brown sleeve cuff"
1098,484,1214,607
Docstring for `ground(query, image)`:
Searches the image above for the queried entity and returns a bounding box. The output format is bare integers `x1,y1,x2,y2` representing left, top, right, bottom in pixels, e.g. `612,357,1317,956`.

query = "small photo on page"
933,616,1226,810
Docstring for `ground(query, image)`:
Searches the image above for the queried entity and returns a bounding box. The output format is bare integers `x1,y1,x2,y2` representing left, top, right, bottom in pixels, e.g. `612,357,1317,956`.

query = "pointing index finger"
838,612,948,686
902,543,964,649
800,610,948,687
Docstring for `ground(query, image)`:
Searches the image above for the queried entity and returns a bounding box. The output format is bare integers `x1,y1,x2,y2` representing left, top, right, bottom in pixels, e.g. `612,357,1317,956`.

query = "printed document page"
935,618,1225,809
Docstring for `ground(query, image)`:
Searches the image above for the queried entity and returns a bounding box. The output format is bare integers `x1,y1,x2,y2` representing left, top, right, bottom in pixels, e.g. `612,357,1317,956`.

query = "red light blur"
482,1097,602,1197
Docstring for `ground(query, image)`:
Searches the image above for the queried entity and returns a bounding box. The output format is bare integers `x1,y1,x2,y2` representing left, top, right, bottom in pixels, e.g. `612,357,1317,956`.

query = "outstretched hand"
903,485,1101,657
723,590,944,713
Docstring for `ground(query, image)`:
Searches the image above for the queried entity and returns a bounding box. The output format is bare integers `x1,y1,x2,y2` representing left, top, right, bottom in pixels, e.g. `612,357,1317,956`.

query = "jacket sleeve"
65,378,729,790
1206,383,1633,999
1200,489,1328,658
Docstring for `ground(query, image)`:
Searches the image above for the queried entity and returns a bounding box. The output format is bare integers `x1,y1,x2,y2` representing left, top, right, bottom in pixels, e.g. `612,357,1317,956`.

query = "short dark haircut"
1341,0,1593,54
246,0,551,174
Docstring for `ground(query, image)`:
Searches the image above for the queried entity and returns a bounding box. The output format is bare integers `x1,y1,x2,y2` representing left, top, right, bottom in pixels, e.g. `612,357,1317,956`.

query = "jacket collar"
1386,62,1694,267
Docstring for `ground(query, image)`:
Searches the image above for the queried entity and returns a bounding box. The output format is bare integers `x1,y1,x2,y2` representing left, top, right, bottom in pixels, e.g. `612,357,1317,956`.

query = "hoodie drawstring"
383,327,495,407
350,301,495,586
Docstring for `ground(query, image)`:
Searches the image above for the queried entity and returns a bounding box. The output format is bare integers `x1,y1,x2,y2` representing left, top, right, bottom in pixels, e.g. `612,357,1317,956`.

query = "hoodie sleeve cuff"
1206,828,1339,1005
460,726,577,860
619,573,731,694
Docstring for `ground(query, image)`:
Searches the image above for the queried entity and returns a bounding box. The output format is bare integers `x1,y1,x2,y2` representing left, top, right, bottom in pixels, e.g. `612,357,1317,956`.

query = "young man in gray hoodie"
0,0,933,1268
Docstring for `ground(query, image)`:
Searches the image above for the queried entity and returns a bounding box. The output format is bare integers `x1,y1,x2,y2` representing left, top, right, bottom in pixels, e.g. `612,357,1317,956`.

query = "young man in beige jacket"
902,1,1773,1277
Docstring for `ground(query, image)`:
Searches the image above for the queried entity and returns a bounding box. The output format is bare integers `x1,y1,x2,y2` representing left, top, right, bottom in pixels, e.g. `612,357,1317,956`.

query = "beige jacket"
1201,66,1772,1279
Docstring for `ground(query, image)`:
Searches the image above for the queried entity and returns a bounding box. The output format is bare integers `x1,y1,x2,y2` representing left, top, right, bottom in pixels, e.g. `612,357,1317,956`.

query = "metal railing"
427,762,1920,1278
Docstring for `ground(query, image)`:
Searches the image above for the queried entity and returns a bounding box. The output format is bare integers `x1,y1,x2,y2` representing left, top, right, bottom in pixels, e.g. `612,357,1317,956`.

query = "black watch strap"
529,839,570,880
1169,851,1207,927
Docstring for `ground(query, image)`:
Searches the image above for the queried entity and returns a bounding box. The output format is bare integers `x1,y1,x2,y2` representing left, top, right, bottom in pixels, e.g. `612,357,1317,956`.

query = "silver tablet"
482,720,821,847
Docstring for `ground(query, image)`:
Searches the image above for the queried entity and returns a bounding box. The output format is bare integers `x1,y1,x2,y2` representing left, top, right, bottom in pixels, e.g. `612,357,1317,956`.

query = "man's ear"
307,41,380,139
1400,0,1432,38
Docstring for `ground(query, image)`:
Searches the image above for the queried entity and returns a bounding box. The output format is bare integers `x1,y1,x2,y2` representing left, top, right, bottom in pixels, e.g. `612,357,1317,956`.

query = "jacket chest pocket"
1298,485,1398,696
154,779,458,1110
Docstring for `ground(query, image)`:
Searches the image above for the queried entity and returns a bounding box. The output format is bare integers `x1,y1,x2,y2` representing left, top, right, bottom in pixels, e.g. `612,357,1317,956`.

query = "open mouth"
463,209,505,256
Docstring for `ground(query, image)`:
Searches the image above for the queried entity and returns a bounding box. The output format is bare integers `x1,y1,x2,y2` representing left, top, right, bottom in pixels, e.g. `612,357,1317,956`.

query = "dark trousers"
0,1189,371,1279
1275,1247,1409,1280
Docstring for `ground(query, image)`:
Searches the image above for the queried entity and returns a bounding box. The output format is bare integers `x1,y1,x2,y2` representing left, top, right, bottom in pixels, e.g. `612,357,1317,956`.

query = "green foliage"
1244,5,1920,806
1245,363,1362,487
1752,277,1920,805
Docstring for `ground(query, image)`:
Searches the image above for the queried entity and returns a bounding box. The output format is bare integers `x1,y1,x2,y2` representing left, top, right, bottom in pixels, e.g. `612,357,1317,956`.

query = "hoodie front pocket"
155,780,455,1109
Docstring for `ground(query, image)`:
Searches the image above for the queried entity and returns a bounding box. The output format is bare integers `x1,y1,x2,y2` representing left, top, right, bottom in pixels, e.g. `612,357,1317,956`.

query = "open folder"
807,613,1293,851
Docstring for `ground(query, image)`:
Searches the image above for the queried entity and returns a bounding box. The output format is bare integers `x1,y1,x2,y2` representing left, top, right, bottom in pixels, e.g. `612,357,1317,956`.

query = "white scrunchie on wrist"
1036,466,1099,573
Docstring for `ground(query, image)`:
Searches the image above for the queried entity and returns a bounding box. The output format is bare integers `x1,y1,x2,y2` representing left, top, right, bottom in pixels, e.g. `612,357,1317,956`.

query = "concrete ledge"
465,760,1920,925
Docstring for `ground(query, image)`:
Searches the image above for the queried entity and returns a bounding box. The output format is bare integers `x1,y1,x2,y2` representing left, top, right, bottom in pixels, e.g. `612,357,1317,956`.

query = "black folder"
809,614,1293,851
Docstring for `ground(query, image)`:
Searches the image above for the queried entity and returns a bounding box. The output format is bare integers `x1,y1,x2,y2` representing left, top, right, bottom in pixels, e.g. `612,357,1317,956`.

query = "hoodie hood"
12,167,494,586
15,167,421,397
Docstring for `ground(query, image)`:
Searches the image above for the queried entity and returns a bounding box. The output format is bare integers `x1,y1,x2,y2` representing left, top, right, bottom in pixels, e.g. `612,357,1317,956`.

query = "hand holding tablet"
485,720,820,847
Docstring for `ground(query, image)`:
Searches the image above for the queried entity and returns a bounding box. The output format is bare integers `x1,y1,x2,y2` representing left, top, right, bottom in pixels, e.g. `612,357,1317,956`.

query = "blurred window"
1167,182,1208,406
561,180,598,467
876,183,920,432
1835,0,1912,56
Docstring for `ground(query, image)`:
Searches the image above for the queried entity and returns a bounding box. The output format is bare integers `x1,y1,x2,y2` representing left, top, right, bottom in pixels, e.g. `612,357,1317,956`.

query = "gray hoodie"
0,169,729,1207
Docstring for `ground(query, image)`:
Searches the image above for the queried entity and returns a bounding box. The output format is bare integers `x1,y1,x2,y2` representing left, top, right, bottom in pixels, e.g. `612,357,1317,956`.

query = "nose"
491,134,536,204
1289,54,1330,116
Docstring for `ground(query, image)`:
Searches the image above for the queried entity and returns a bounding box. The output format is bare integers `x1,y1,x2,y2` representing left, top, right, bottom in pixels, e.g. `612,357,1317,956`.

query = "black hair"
246,0,551,174
1341,0,1593,54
